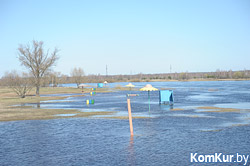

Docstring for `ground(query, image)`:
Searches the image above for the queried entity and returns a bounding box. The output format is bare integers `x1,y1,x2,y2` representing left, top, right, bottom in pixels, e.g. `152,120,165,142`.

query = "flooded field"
0,81,250,165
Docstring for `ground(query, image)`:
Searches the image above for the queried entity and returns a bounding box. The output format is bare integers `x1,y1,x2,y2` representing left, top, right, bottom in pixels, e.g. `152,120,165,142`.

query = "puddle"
215,102,250,110
188,93,221,101
168,113,216,118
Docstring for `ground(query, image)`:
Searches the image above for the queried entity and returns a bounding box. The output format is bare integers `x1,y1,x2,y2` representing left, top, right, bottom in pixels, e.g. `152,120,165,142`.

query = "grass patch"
0,86,115,122
200,129,223,132
197,106,241,112
170,108,184,111
0,96,67,107
214,108,241,112
102,116,151,119
230,124,249,127
197,106,220,109
114,85,139,91
38,87,112,94
0,107,114,122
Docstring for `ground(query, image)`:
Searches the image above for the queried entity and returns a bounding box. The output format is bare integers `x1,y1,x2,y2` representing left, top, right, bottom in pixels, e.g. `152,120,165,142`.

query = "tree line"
0,40,249,98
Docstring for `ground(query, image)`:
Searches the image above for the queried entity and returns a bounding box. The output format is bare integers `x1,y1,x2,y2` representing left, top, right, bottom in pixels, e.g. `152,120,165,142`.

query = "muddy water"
1,81,250,165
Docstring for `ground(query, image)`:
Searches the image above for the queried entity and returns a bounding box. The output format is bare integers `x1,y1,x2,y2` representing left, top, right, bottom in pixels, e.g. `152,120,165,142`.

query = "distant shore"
141,78,250,82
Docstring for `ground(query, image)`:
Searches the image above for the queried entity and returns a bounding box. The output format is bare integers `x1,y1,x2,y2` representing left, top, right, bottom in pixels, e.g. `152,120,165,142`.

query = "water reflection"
160,104,173,111
127,136,135,166
36,102,40,108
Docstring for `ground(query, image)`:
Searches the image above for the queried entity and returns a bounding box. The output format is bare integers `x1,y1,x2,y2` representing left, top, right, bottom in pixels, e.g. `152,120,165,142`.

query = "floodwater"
1,81,250,165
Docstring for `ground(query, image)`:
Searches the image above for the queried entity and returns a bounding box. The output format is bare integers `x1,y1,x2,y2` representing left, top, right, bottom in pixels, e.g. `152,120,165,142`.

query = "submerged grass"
200,129,223,132
197,106,220,110
170,108,184,111
101,116,151,119
0,87,115,122
39,87,112,94
197,106,242,112
0,107,114,122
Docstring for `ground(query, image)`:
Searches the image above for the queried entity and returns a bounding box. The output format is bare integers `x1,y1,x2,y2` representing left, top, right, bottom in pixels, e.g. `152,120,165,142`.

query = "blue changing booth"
97,83,103,88
159,90,174,105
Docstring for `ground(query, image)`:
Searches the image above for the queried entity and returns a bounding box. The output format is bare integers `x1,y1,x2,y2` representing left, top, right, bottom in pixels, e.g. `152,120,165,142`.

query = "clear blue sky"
0,0,249,77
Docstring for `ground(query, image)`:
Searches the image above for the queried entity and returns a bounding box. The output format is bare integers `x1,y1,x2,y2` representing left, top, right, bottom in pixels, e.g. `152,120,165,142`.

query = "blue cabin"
97,83,103,88
159,90,174,105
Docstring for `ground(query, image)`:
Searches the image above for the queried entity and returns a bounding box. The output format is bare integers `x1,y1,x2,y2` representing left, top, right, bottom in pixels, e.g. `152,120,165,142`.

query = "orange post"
127,98,134,136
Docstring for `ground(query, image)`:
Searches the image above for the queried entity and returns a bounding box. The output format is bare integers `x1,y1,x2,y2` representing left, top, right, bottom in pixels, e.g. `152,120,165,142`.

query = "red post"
127,98,134,136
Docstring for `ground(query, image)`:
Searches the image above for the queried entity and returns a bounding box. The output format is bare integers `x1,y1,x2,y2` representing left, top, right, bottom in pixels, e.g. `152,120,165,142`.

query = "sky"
0,0,250,77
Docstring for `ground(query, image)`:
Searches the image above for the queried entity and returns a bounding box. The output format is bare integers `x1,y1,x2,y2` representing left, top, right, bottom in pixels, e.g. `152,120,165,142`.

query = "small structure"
86,99,94,104
103,81,108,87
87,88,96,104
79,84,89,93
125,83,135,91
159,90,174,105
126,93,139,136
90,92,96,96
97,83,103,88
140,84,158,112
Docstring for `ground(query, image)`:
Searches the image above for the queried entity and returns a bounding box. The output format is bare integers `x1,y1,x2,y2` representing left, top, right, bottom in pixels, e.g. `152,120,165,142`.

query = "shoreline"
128,78,250,82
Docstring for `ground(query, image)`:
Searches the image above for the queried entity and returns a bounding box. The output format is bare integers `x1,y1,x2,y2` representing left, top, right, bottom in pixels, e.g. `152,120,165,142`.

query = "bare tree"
49,71,61,87
3,71,33,98
41,72,50,87
18,40,59,96
70,67,85,88
59,74,70,84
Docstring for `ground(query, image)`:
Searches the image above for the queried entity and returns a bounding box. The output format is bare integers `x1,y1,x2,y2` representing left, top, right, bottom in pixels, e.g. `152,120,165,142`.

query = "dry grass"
114,85,139,91
197,106,220,109
215,108,241,112
230,124,249,127
38,87,111,94
0,106,114,122
170,108,184,111
101,116,151,119
197,106,241,112
0,87,114,122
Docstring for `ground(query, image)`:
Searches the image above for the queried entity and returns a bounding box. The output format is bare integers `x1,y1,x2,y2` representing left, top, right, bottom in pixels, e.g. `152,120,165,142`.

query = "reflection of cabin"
159,90,174,105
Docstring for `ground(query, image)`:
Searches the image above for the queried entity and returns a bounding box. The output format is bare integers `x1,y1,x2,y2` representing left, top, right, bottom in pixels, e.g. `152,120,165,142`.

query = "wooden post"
127,98,134,136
